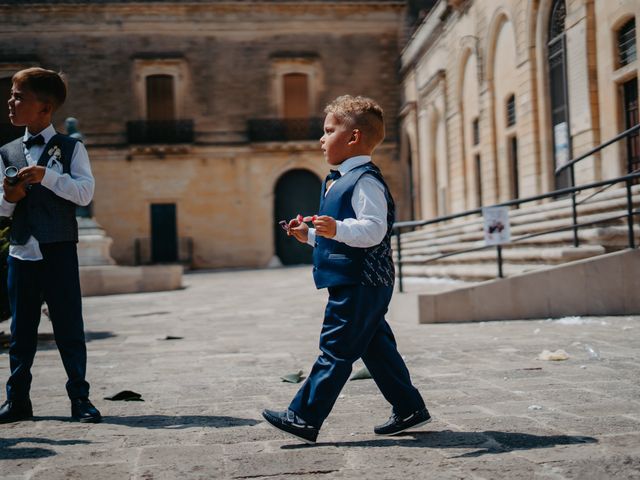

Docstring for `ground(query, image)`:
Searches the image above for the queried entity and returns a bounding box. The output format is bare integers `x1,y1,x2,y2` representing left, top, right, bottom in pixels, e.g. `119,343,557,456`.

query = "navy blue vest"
312,162,395,289
0,134,79,245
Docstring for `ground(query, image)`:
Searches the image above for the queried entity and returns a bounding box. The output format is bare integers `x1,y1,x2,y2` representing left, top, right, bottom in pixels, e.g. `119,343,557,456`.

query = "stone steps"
395,185,640,283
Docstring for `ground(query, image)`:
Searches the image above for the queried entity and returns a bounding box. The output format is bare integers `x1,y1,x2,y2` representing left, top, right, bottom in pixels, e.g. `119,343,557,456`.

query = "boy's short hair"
12,67,67,111
324,95,385,149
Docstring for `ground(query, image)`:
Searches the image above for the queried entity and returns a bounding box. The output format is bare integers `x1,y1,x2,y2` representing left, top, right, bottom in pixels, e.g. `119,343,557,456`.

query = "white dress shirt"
307,155,388,249
0,124,95,261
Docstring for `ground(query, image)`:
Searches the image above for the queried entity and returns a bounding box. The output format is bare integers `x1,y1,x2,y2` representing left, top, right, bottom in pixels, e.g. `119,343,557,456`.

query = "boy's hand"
288,218,309,243
314,215,337,238
19,165,46,185
3,177,28,203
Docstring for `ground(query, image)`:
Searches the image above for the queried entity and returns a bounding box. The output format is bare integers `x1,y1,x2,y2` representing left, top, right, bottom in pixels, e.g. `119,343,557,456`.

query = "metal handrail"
393,123,640,292
415,212,636,265
395,172,640,231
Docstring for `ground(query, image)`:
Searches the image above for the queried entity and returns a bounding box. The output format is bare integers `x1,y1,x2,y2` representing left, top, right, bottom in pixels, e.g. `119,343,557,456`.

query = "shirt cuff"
307,228,316,247
0,196,16,217
41,167,60,189
332,221,346,244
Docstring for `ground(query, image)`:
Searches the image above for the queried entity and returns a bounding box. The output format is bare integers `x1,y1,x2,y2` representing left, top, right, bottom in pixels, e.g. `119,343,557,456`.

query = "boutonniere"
48,145,62,161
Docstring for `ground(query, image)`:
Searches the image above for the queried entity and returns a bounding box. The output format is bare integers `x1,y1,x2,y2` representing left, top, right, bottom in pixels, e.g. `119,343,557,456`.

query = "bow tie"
326,169,341,181
325,169,341,190
23,134,45,149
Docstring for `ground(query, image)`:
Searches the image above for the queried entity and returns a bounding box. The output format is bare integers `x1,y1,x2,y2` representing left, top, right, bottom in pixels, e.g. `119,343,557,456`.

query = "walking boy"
262,95,429,443
0,67,101,423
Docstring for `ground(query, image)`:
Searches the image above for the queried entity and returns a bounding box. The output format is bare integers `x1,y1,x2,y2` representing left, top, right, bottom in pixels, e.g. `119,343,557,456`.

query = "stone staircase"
395,184,640,283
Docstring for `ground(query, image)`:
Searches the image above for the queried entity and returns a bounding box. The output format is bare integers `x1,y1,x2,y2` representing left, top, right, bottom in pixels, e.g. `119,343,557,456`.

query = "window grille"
618,19,637,67
506,95,516,127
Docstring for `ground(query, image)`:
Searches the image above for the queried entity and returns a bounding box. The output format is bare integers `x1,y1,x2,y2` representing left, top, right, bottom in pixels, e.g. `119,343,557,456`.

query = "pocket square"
46,157,63,173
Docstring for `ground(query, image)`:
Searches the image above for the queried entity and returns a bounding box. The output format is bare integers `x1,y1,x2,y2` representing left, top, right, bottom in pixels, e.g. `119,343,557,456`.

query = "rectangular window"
146,75,175,122
509,136,519,201
618,19,637,67
622,77,639,183
506,95,516,127
475,154,482,207
472,117,480,146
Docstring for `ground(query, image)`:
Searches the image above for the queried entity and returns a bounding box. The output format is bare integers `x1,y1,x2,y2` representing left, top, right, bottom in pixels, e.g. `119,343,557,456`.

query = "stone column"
66,117,116,266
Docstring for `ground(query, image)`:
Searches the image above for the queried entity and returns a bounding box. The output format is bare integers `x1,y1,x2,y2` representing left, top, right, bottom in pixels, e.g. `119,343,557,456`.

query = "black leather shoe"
71,398,102,423
262,409,318,444
0,399,33,424
374,407,431,435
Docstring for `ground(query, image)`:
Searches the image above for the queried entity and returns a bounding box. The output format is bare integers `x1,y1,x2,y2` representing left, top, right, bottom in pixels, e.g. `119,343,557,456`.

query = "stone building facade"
0,1,407,268
400,0,639,220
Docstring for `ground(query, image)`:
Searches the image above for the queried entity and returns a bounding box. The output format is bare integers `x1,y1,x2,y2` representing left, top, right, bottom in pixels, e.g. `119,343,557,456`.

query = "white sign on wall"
483,206,511,245
554,122,570,169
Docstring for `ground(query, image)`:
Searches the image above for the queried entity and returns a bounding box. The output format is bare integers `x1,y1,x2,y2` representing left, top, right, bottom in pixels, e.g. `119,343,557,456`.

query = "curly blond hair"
324,95,385,149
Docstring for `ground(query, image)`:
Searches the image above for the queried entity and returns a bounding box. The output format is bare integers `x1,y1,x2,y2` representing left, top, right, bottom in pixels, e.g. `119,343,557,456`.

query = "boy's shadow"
34,414,259,430
282,429,597,457
0,437,91,460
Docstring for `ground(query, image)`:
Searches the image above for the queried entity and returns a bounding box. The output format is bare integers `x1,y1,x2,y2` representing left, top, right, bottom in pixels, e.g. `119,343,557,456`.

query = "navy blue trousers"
289,284,425,428
6,242,90,401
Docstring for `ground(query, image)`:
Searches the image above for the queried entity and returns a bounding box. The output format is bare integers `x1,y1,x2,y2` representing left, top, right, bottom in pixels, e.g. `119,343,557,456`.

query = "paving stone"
0,267,637,478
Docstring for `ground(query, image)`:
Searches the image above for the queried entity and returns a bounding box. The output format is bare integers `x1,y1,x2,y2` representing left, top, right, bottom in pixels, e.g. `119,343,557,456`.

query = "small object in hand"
278,220,291,233
104,390,144,401
281,370,305,383
4,166,19,186
302,215,317,223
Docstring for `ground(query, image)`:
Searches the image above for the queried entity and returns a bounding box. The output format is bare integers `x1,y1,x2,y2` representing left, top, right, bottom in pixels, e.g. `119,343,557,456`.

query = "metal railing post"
396,229,404,293
496,245,504,278
570,164,579,247
626,178,636,249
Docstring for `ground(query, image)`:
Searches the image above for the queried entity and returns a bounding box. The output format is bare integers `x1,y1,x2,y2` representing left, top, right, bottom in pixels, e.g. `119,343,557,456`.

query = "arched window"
618,18,637,68
547,0,572,190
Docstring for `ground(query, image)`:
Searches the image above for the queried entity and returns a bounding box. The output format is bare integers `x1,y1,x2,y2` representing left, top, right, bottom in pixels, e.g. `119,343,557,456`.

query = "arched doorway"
274,169,322,265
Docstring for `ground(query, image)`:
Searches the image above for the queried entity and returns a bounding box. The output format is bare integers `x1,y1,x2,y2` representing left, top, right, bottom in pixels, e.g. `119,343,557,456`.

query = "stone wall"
0,1,407,267
401,0,640,219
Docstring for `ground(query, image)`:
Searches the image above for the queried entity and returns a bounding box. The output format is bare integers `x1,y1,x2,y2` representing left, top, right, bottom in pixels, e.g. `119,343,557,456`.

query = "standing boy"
262,95,429,443
0,67,101,423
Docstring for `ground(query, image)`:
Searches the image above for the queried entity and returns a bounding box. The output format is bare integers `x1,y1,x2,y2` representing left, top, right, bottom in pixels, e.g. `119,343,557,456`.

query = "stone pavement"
1,266,639,479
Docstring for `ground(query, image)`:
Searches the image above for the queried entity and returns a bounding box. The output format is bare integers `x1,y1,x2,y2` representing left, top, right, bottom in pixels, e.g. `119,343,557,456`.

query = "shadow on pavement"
0,437,91,460
0,330,116,351
283,430,597,456
34,414,260,429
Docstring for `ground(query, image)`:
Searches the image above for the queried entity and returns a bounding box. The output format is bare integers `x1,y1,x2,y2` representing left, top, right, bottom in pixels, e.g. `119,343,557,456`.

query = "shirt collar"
337,155,371,176
23,124,56,144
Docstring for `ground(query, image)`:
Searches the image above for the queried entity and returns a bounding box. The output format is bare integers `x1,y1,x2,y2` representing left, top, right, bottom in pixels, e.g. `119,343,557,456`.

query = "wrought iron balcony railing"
126,119,194,145
248,117,324,142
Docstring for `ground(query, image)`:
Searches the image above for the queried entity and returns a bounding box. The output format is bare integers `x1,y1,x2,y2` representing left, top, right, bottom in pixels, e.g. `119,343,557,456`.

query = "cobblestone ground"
0,266,639,479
